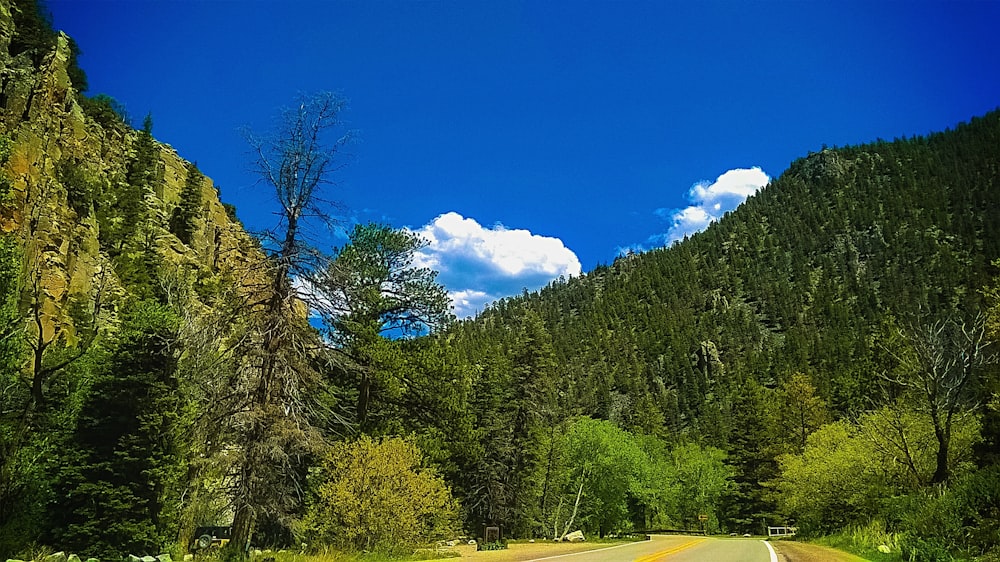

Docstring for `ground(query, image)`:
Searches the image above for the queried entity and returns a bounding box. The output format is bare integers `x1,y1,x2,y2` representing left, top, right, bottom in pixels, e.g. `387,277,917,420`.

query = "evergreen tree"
169,162,204,245
315,223,452,429
52,300,182,558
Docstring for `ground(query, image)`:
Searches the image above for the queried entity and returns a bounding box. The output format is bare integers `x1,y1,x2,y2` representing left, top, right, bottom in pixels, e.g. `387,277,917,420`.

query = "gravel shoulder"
429,540,635,561
771,540,868,562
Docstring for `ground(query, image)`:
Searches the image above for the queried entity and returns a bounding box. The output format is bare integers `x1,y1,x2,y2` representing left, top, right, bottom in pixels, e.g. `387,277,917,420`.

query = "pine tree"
52,301,182,558
170,162,204,245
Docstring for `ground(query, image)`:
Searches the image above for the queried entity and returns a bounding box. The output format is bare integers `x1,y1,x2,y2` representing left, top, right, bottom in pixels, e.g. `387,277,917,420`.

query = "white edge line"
526,539,651,561
763,539,778,562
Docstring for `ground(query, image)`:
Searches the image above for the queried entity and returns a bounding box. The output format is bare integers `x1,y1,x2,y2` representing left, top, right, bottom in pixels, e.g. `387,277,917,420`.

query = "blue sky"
50,1,1000,317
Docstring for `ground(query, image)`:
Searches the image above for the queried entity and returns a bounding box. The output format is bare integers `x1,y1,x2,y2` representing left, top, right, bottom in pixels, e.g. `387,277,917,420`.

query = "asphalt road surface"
526,535,778,562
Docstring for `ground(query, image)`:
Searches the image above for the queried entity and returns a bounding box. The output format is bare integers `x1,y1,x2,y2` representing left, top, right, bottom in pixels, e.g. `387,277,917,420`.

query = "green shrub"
9,0,56,65
222,201,240,224
79,94,131,129
0,135,13,202
882,466,1000,560
304,436,458,554
899,535,957,562
57,160,100,217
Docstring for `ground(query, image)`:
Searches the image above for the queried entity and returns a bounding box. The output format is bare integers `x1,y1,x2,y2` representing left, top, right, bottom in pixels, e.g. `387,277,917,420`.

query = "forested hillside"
430,110,1000,555
456,114,1000,429
2,1,999,561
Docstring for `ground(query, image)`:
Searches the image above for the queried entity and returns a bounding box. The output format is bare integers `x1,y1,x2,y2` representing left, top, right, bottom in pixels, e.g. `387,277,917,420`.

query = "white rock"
43,553,67,562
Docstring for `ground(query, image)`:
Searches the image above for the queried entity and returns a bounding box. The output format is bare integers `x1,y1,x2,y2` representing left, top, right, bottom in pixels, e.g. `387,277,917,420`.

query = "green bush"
899,535,957,562
57,160,100,217
79,94,130,129
0,135,12,202
304,436,458,554
880,466,1000,560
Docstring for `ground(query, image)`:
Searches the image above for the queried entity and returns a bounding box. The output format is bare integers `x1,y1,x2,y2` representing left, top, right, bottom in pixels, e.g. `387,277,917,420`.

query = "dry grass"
771,540,869,562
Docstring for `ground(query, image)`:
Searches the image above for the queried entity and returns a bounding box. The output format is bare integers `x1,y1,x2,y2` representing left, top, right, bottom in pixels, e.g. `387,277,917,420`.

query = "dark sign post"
485,526,501,543
698,514,708,535
477,525,506,550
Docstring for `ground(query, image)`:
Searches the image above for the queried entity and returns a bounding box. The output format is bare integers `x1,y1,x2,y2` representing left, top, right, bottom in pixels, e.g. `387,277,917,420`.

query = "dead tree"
880,313,995,483
225,92,353,553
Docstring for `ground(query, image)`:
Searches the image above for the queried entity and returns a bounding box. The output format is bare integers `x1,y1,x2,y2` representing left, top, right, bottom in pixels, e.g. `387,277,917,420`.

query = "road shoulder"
771,540,867,562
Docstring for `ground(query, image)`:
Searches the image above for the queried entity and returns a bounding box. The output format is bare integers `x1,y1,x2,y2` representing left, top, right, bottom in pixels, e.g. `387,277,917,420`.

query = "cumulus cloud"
656,167,770,244
412,212,582,318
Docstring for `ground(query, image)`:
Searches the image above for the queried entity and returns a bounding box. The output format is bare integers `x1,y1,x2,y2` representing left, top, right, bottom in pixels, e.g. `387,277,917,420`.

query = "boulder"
67,555,81,562
43,553,67,562
141,557,156,562
564,530,585,542
878,545,892,554
85,559,99,562
155,556,171,562
182,556,193,562
126,556,141,562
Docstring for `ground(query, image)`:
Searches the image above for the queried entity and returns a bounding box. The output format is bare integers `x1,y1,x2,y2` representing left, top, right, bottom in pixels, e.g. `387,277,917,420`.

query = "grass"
192,547,460,562
811,521,903,562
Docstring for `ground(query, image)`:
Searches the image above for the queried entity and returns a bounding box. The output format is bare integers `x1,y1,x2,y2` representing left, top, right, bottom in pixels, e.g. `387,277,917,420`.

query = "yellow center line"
633,538,707,562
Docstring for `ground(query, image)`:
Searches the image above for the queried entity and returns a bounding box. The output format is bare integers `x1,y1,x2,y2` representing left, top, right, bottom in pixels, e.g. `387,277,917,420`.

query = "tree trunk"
538,425,557,535
357,372,370,426
228,503,255,556
177,460,203,551
560,472,585,540
931,421,950,483
551,497,564,540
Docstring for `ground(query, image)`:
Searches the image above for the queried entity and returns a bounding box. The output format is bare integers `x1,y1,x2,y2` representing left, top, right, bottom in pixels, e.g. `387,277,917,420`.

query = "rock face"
0,3,261,341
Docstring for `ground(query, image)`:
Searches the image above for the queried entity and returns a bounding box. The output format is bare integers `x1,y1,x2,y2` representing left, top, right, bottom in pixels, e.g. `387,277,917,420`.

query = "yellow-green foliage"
776,408,982,533
304,436,457,554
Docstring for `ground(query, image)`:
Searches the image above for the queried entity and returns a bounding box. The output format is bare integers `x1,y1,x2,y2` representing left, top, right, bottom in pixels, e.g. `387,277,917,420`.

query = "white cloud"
657,166,769,244
413,212,582,318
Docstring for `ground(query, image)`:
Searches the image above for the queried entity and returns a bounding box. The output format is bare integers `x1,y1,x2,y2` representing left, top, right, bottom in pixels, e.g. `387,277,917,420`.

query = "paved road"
526,535,778,562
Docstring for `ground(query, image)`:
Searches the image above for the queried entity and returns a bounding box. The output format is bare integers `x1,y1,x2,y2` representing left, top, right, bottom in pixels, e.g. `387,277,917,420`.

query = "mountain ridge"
452,108,1000,425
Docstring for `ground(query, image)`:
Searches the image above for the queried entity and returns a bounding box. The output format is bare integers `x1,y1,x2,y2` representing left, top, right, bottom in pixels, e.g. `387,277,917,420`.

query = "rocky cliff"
0,0,258,342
